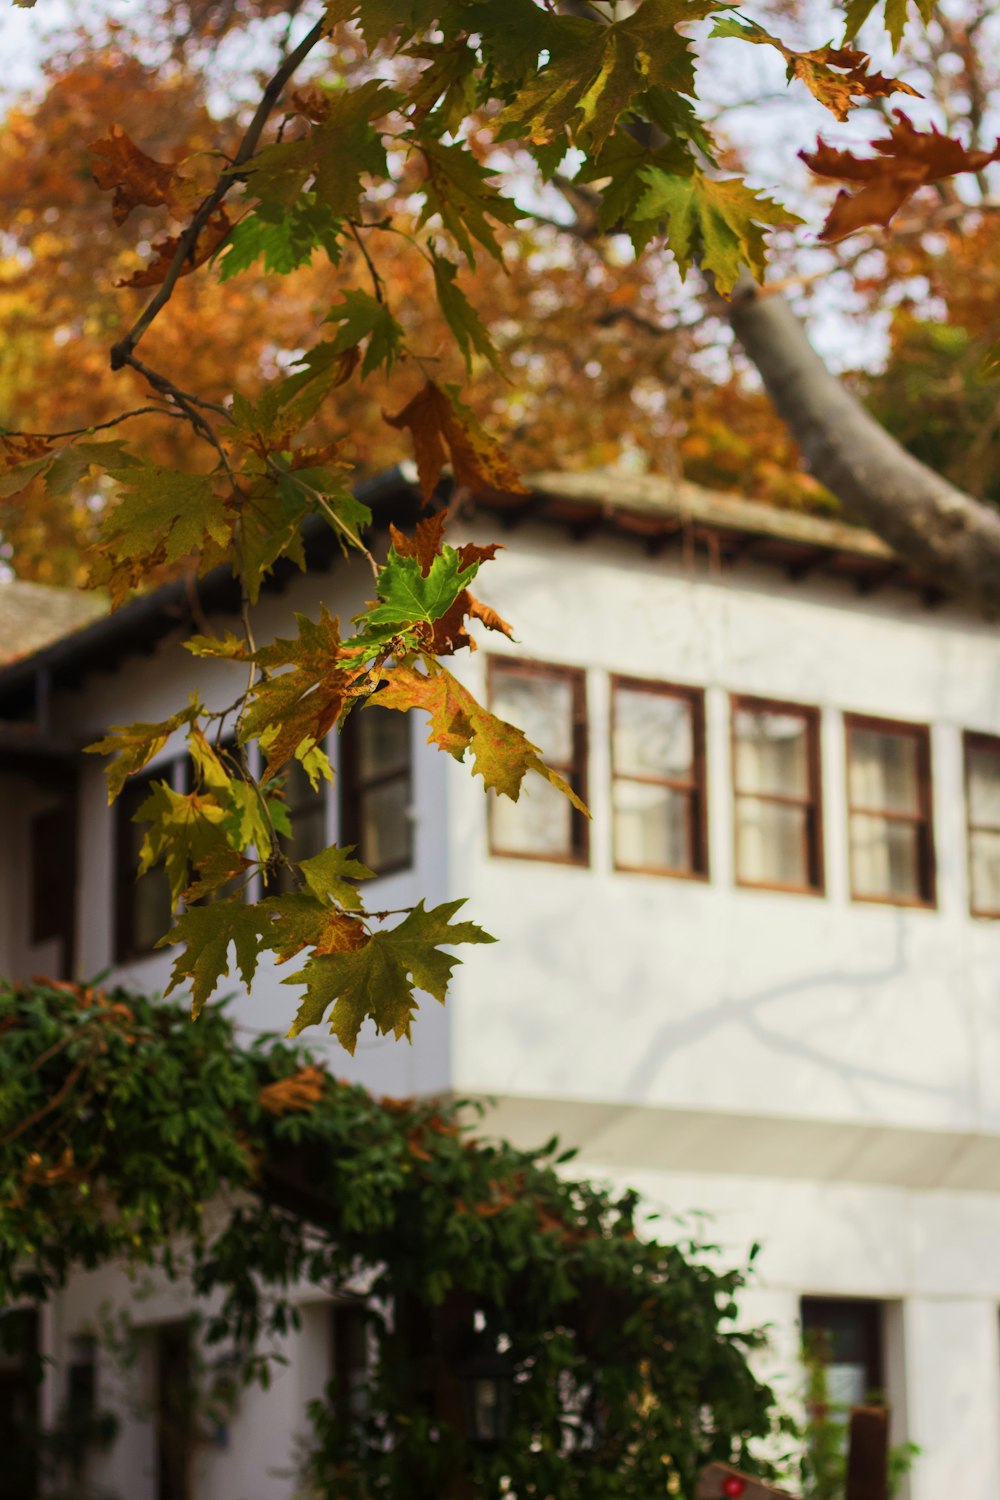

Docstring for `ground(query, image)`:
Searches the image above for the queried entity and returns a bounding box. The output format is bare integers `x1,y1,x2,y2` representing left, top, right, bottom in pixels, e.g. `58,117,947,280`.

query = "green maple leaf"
298,845,374,911
416,139,521,266
240,81,396,219
134,782,232,904
160,899,270,1017
843,0,933,49
286,899,495,1050
633,168,798,292
431,252,499,372
87,700,200,801
102,463,231,566
216,196,344,280
325,289,405,378
578,131,695,253
375,664,590,810
362,545,480,633
242,607,352,781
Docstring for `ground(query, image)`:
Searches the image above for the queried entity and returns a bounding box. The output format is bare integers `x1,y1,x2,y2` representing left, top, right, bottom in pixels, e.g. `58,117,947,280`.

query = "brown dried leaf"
385,381,526,502
115,210,232,288
258,1064,327,1117
91,124,195,225
802,112,1000,240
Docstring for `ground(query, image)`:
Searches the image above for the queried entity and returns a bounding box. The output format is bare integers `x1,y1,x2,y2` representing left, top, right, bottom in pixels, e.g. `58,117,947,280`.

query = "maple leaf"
90,124,196,225
242,607,353,782
633,169,799,293
286,899,495,1051
96,462,232,597
134,782,231,905
416,139,521,266
801,112,1000,241
115,211,232,289
363,544,480,632
375,663,589,810
260,890,367,961
842,0,935,52
160,898,271,1017
258,1065,327,1117
216,196,344,280
297,845,374,910
86,701,201,801
710,19,920,122
385,380,526,502
430,252,500,372
324,289,405,378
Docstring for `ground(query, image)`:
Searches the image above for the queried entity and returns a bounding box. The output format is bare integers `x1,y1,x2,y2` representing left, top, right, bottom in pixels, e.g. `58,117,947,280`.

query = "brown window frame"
610,675,708,880
487,656,589,867
731,694,824,897
340,711,413,878
963,730,1000,919
800,1296,885,1408
844,712,936,909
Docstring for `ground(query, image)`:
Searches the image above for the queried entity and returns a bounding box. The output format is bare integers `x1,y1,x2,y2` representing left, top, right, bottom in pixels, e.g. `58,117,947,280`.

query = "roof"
0,464,930,728
0,578,107,667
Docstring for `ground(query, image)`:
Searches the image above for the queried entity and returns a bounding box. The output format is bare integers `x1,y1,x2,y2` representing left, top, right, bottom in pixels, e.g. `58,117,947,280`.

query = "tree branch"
728,282,1000,615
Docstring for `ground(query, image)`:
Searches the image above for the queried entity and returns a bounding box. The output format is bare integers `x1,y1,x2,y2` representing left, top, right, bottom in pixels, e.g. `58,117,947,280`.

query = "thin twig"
1,407,186,442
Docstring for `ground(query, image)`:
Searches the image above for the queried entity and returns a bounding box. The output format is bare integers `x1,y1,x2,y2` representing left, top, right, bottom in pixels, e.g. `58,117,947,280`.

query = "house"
2,464,1000,1499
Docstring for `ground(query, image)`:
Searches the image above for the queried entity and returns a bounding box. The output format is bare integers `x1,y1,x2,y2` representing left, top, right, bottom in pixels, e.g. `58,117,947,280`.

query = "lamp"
458,1348,515,1447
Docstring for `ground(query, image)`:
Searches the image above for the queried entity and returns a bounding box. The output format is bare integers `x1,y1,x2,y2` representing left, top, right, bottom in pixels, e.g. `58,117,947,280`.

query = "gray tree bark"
728,283,1000,615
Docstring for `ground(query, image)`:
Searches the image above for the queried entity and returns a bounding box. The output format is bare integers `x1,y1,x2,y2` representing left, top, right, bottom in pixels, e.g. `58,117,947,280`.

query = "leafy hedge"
0,979,777,1497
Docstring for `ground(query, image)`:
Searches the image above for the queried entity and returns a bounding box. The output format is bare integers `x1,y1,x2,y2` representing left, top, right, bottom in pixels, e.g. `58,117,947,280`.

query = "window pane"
734,710,809,797
118,774,172,959
359,778,412,873
970,828,1000,913
355,709,410,779
967,742,1000,827
492,670,574,763
849,814,920,899
614,782,692,870
848,729,919,814
614,688,693,780
736,798,810,886
492,777,573,857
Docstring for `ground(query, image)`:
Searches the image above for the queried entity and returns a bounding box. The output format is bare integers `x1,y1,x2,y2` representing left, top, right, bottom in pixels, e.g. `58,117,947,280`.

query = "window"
611,677,707,877
331,1302,370,1435
845,715,935,906
30,785,77,976
488,659,588,864
115,766,174,963
340,709,413,876
274,756,329,893
732,697,823,894
154,1321,193,1500
801,1297,884,1411
964,732,1000,917
0,1309,39,1500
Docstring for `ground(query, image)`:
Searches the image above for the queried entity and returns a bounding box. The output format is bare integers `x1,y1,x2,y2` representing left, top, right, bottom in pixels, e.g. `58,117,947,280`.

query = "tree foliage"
3,0,993,1039
0,978,778,1498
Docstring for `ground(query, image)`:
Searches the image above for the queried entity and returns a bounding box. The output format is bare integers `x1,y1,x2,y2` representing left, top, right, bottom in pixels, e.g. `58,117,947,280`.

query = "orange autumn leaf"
258,1064,327,1117
801,112,1000,241
115,210,231,288
385,380,526,502
90,123,195,225
389,512,449,574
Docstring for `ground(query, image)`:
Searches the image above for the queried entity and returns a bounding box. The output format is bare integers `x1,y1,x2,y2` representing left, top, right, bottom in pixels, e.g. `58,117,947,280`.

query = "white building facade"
2,467,1000,1498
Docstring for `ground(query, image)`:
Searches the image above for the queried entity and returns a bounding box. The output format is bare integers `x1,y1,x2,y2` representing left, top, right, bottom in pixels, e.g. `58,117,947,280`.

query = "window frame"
800,1296,885,1408
963,729,1000,919
844,712,936,909
340,710,413,878
610,674,708,881
114,760,178,964
487,656,589,867
730,693,824,897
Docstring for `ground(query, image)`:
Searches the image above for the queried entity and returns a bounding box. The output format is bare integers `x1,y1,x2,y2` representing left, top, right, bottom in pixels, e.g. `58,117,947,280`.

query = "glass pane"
359,777,413,873
614,782,693,871
355,708,410,780
132,863,173,954
848,728,919,814
119,775,173,957
491,777,573,857
283,757,321,816
827,1363,869,1410
275,803,328,893
734,709,808,797
613,687,693,781
736,797,810,886
492,668,574,763
967,742,1000,827
970,828,1000,913
849,813,921,899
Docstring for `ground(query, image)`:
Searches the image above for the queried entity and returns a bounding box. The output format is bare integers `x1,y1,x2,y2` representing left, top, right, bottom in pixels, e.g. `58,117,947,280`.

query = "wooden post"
845,1405,889,1500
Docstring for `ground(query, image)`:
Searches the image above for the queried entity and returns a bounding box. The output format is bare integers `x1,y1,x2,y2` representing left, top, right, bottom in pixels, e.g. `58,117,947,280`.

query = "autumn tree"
3,0,998,1041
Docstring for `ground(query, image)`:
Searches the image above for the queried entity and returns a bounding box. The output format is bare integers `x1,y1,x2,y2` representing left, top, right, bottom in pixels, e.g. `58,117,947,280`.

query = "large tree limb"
728,284,1000,615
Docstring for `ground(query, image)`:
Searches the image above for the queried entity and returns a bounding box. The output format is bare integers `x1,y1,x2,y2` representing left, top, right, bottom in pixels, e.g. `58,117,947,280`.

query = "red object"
722,1478,746,1499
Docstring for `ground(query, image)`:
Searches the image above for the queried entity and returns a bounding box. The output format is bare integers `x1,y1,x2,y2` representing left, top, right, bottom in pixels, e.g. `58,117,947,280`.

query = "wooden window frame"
731,694,824,897
844,712,936,909
340,712,413,878
800,1296,884,1405
963,730,1000,919
487,656,589,867
610,675,708,881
